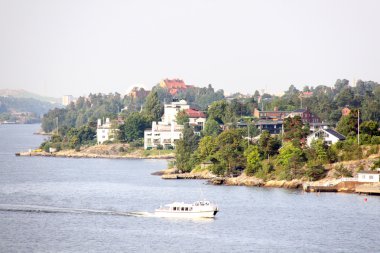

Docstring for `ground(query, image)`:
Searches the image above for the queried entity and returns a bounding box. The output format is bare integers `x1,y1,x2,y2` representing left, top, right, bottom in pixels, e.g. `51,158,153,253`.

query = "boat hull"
154,210,217,218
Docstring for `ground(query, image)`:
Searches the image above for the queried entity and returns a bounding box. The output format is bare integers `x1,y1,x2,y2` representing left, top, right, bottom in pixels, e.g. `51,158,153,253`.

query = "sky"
0,0,379,98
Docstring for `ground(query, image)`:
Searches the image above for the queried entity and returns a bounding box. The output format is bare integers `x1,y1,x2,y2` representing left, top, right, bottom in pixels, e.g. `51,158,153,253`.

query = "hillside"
0,89,60,104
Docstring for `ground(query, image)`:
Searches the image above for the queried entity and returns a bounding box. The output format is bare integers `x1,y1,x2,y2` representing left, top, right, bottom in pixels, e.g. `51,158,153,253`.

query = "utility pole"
357,109,360,145
247,122,250,147
56,117,59,135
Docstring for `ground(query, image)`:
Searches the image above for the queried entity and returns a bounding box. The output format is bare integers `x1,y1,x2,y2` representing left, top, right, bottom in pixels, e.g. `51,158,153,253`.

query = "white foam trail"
0,204,152,217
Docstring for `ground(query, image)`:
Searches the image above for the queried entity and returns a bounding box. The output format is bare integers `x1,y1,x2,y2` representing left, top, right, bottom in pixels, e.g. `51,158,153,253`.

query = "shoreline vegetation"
17,143,380,194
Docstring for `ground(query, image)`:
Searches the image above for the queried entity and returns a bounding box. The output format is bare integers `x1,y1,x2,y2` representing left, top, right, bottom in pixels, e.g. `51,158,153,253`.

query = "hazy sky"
0,0,379,97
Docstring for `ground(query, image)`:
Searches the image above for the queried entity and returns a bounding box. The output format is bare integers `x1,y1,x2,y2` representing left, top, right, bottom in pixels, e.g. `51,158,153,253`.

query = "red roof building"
185,108,206,118
159,79,190,95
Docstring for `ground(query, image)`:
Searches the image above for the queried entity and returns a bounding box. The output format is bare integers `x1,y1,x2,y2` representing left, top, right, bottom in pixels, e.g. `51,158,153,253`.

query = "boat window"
189,207,192,211
173,207,176,211
181,207,184,211
185,207,188,211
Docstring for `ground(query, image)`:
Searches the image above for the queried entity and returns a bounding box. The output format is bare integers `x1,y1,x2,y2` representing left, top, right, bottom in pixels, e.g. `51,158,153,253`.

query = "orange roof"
162,79,187,89
185,108,206,118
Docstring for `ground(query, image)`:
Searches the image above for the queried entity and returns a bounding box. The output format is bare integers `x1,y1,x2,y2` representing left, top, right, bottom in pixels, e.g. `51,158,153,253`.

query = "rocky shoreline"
16,144,175,160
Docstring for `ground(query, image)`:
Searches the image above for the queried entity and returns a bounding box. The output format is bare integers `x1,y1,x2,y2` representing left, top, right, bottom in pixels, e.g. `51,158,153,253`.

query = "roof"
185,108,206,118
255,120,283,125
162,79,187,89
358,170,380,174
323,129,346,140
292,108,307,113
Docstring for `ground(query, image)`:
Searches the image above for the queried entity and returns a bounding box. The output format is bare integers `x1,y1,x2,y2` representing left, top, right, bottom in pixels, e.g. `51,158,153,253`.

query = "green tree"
142,91,163,122
175,124,199,172
213,129,246,175
195,136,217,162
207,100,234,124
119,112,150,142
275,142,305,180
176,110,189,125
258,130,281,159
244,145,262,176
360,121,380,136
203,118,221,136
336,109,360,137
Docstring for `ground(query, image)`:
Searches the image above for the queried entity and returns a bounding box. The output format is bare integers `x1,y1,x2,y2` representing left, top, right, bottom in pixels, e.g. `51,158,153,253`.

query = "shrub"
371,136,380,145
305,162,326,181
334,164,352,177
156,144,163,150
211,164,226,176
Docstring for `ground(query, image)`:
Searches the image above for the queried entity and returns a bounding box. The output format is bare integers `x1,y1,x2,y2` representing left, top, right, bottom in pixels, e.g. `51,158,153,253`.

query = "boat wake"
0,204,154,218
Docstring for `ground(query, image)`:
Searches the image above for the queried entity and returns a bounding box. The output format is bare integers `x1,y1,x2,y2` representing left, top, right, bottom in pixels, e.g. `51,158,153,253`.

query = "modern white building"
357,170,380,183
144,100,191,149
162,99,190,124
306,128,346,147
96,118,117,144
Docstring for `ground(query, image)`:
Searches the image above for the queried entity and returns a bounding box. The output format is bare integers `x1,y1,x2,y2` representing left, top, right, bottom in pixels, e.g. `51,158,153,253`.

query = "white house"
144,100,189,149
97,118,117,144
357,169,380,183
144,121,184,149
306,128,345,147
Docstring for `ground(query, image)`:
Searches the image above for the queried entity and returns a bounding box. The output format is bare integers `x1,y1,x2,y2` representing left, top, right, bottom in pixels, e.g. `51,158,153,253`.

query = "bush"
372,158,380,170
118,146,125,152
211,164,226,176
334,164,352,177
305,162,326,181
255,162,274,180
156,144,163,150
75,145,81,152
130,139,144,148
371,136,380,145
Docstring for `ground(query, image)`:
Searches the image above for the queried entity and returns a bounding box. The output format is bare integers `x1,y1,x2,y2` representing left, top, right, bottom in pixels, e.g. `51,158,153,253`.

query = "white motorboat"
155,200,219,218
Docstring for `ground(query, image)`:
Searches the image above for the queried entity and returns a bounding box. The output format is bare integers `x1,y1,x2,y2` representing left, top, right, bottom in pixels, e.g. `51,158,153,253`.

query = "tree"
283,116,308,145
176,110,189,125
213,129,246,175
360,121,380,136
175,124,199,172
275,142,305,180
203,118,221,136
336,109,360,137
258,130,281,158
119,112,150,142
244,145,262,176
310,139,328,163
142,91,163,122
194,136,217,162
207,100,234,124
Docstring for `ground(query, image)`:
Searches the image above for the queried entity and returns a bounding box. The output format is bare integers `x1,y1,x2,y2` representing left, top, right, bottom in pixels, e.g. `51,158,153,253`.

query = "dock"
356,183,380,195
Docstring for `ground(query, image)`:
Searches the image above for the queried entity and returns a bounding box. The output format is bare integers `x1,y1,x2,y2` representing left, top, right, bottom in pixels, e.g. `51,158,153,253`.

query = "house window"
362,175,366,179
369,175,373,180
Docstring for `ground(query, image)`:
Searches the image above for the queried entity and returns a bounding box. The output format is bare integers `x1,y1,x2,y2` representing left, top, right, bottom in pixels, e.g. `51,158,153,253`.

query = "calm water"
0,124,379,253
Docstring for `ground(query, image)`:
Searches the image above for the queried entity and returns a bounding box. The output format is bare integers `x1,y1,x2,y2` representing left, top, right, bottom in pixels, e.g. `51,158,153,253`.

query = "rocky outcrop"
17,144,175,159
264,179,304,189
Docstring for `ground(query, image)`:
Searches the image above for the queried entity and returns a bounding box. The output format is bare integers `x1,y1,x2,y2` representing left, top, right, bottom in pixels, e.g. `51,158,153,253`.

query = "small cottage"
357,170,380,183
